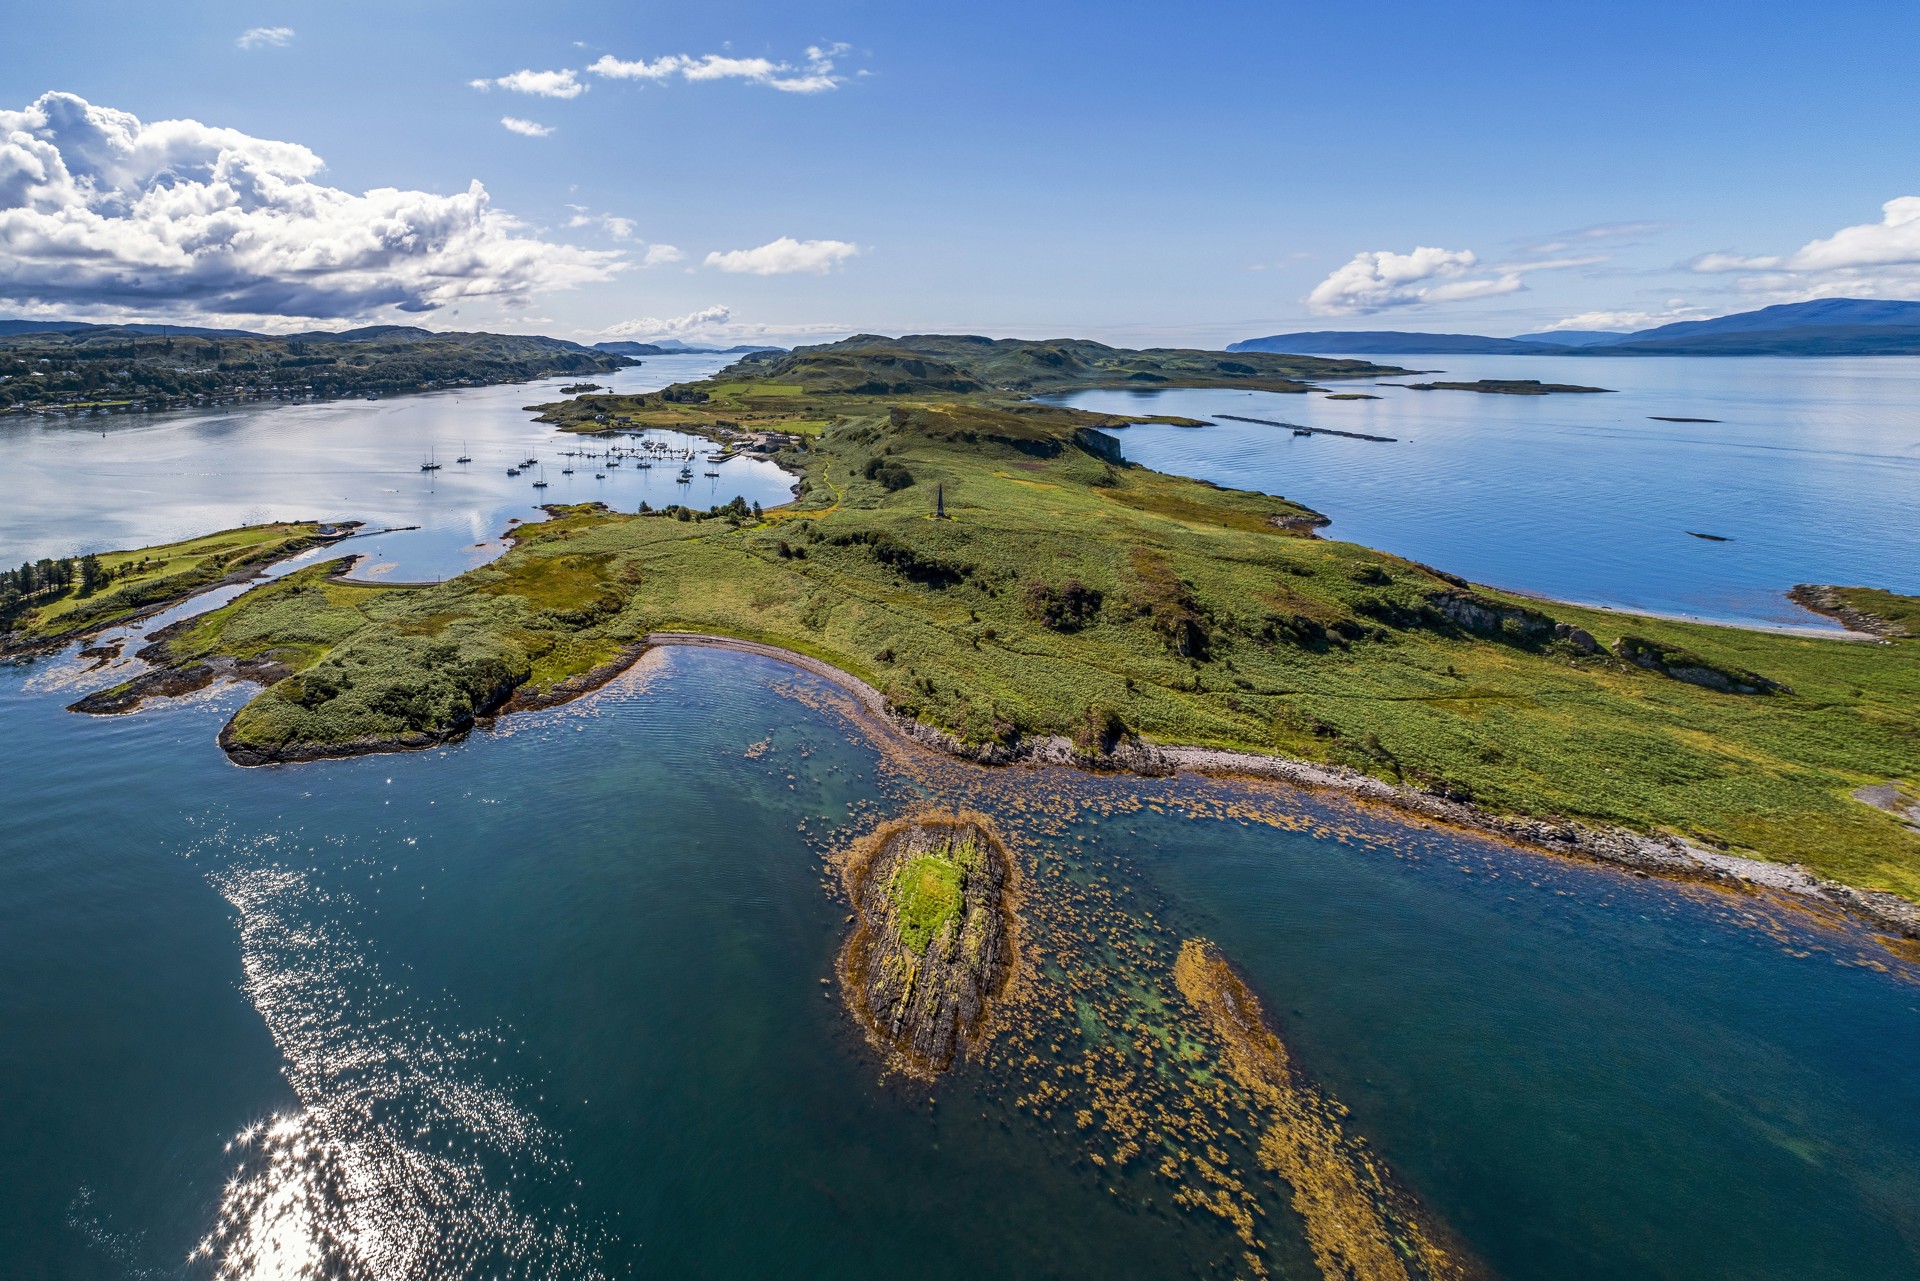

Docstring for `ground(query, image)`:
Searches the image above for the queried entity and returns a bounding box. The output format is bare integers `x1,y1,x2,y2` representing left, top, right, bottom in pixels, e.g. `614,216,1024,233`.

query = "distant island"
592,340,788,358
1385,379,1613,395
0,322,633,414
1231,298,1920,357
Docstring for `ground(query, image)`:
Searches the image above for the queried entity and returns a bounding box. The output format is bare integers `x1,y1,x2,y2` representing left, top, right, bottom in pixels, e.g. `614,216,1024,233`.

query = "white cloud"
564,206,636,239
236,27,294,50
603,305,734,339
500,116,554,137
1690,196,1920,299
641,243,684,267
588,43,850,93
1306,247,1519,314
470,69,586,99
597,305,850,344
0,91,620,322
1540,304,1704,332
705,236,858,275
1305,245,1605,314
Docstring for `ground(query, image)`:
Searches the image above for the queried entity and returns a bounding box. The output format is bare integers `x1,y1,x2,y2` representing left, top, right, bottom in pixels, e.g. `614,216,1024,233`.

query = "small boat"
506,468,520,477
561,467,574,475
594,472,606,479
1292,429,1312,437
676,473,691,484
703,470,719,478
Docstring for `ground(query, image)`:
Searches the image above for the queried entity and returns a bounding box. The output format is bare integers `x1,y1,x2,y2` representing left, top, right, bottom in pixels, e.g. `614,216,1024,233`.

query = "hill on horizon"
1230,298,1920,357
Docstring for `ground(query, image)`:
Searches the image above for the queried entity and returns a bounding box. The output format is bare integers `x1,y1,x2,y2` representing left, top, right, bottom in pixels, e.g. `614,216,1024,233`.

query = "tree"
79,553,108,594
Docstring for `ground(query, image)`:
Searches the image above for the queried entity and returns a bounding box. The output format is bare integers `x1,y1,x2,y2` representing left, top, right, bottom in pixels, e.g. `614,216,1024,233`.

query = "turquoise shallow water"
3,640,1919,1279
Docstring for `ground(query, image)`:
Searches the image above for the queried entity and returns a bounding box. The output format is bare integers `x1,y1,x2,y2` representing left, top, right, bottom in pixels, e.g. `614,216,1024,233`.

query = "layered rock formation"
837,813,1020,1077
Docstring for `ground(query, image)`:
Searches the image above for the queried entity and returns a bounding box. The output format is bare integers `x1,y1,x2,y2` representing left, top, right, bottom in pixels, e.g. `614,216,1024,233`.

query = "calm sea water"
4,359,1920,1277
1057,355,1920,630
2,644,1917,1279
0,355,796,582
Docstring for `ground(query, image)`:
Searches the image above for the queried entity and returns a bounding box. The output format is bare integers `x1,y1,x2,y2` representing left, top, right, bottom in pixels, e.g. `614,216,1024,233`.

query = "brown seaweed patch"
835,811,1027,1079
1174,939,1482,1281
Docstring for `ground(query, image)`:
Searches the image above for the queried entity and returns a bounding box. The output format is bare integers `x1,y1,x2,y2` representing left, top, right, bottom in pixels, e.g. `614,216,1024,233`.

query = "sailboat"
532,464,549,489
456,442,472,464
419,447,440,472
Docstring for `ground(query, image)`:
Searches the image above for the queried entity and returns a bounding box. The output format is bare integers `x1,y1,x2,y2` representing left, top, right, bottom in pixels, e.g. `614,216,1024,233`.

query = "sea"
3,354,1918,1279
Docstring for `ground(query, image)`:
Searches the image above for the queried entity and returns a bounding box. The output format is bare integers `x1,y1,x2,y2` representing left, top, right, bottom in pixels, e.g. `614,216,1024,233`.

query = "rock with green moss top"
838,813,1018,1076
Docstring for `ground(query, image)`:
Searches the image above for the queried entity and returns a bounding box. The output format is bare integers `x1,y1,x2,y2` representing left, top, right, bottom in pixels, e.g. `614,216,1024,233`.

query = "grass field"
3,523,337,647
48,340,1920,900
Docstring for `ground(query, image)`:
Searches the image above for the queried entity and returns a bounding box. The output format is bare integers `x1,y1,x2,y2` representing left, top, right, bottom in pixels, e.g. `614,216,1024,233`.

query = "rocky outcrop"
1612,635,1787,694
1789,584,1916,639
837,813,1020,1077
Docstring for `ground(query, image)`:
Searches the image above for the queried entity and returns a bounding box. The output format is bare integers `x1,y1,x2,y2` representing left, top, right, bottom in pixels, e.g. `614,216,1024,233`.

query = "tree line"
0,554,110,615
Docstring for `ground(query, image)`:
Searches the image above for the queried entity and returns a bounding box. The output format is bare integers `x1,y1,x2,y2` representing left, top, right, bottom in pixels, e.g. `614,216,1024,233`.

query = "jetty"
1213,414,1397,442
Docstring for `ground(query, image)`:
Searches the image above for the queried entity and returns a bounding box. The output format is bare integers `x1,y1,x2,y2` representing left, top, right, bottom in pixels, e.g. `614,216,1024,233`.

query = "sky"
5,0,1920,347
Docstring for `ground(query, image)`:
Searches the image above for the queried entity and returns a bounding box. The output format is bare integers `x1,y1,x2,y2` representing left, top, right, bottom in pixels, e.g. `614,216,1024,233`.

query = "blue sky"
4,0,1920,345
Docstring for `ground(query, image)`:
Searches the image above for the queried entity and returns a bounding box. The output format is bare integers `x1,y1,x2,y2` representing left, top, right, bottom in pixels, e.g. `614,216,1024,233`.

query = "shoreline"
1,524,358,661
642,632,1920,942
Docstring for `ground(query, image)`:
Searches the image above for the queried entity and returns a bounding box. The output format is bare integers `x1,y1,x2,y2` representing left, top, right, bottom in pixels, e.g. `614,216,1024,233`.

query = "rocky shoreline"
644,634,1920,943
52,617,1920,942
834,812,1022,1078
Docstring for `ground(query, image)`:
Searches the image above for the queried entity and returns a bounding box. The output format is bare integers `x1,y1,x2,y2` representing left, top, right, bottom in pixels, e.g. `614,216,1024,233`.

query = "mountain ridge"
1231,298,1920,356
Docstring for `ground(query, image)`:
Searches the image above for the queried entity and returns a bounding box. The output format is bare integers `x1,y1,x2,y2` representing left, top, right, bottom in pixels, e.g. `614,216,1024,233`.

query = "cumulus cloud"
1691,197,1920,298
500,116,554,137
0,91,620,322
704,236,858,275
1540,303,1704,332
641,243,684,267
1306,247,1520,314
588,43,850,93
596,305,849,344
236,27,294,50
470,69,586,99
1305,246,1604,314
602,305,734,339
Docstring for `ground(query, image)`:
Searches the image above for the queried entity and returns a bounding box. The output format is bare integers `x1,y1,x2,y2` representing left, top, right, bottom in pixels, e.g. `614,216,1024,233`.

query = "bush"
1024,579,1103,631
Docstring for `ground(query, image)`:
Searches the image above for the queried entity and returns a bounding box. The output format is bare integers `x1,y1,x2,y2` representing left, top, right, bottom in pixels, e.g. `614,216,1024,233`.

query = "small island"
836,812,1021,1077
1384,379,1613,395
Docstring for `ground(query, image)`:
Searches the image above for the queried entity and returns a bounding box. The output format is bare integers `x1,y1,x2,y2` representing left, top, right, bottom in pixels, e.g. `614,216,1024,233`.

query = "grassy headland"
1,522,347,651
48,337,1920,901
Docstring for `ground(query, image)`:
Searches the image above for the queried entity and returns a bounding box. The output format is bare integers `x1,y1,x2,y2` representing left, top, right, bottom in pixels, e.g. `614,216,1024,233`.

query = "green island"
836,812,1019,1077
16,335,1920,911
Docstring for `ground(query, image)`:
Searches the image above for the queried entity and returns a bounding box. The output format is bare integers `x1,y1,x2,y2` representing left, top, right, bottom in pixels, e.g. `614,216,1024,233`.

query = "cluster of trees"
0,553,108,617
862,454,915,490
638,496,763,523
